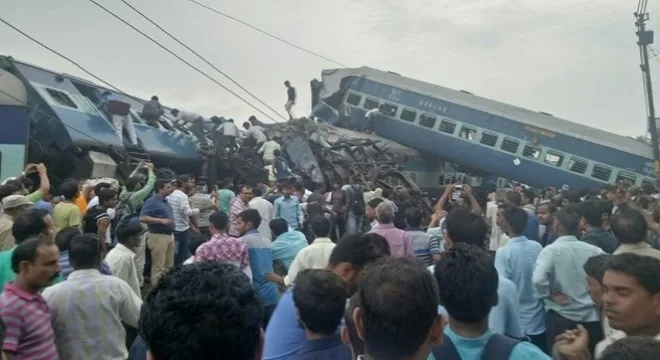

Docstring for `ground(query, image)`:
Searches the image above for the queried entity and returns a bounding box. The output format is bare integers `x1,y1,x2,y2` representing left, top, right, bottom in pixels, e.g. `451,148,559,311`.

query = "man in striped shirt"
0,236,60,360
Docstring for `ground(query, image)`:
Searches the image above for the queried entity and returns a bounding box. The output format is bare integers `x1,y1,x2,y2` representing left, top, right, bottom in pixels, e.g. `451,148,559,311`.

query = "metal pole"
635,9,660,186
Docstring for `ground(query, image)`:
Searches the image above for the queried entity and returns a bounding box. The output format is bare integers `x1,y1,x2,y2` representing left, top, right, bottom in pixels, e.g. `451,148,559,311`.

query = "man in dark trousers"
284,80,296,120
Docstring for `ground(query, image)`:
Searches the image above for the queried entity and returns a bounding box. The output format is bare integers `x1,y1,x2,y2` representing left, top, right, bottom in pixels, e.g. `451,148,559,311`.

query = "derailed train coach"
311,67,657,190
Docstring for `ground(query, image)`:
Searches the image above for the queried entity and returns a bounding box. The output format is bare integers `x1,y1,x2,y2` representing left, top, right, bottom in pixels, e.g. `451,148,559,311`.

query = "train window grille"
615,170,636,184
522,144,541,159
459,126,476,141
439,120,457,134
400,109,417,122
45,88,78,109
381,103,399,117
419,114,437,128
363,98,379,110
642,178,656,188
346,92,362,106
544,151,564,167
567,157,588,174
591,165,612,181
480,132,498,147
501,138,520,153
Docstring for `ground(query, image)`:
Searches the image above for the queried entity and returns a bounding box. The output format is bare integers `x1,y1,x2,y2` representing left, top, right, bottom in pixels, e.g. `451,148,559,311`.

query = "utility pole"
635,0,660,186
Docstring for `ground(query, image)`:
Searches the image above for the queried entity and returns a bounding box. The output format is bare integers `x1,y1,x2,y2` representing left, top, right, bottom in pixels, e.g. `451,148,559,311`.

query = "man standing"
274,184,303,231
0,196,33,251
170,109,208,146
284,80,296,120
98,90,138,146
217,119,239,151
228,185,253,237
139,180,175,285
0,236,60,359
105,222,145,297
141,95,164,127
195,211,252,280
249,187,274,241
42,233,142,360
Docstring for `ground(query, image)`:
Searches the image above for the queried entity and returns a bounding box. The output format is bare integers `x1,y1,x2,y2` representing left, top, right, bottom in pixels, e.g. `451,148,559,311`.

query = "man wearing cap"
105,222,145,297
0,195,33,251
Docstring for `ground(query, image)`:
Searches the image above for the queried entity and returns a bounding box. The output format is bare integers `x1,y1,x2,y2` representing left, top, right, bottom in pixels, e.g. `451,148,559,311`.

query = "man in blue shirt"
495,205,547,352
274,184,303,231
432,243,551,360
506,191,539,241
139,180,175,285
237,209,279,326
291,269,351,360
262,233,390,360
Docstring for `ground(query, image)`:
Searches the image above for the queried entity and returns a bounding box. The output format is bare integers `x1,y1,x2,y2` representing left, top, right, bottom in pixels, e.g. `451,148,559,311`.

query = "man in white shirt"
218,119,240,151
106,222,145,297
86,182,117,246
42,233,142,360
170,108,208,145
249,187,273,241
242,121,267,148
279,216,335,286
364,105,383,133
259,137,281,165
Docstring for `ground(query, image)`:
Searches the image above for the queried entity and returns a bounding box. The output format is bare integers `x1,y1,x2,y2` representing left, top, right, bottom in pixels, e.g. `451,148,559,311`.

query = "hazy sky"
3,0,660,136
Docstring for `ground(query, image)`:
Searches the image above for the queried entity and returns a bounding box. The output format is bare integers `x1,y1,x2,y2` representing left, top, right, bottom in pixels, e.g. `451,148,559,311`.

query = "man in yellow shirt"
53,179,83,230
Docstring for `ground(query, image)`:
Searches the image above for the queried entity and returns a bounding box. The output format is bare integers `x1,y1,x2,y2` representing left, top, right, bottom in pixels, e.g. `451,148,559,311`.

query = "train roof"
319,67,653,159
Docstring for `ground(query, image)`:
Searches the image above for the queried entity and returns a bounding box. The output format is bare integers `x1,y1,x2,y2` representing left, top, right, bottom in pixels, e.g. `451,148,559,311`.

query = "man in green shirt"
0,208,58,291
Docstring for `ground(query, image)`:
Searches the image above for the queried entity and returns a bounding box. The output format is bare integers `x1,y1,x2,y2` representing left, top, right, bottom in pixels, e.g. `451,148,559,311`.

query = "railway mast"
635,0,660,186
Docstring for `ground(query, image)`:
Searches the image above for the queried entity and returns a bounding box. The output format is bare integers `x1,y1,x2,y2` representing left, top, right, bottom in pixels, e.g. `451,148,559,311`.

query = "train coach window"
381,103,399,117
439,120,456,134
479,132,498,147
459,126,476,141
363,98,379,110
522,144,541,159
615,170,636,184
419,114,437,128
46,88,78,109
501,138,519,153
346,92,362,106
591,164,612,182
642,178,656,188
544,151,564,167
567,157,588,174
400,109,417,122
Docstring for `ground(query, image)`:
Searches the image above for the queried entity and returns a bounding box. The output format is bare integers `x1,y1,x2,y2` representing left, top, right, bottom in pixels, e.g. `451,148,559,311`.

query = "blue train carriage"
311,67,657,190
0,67,29,183
0,55,203,183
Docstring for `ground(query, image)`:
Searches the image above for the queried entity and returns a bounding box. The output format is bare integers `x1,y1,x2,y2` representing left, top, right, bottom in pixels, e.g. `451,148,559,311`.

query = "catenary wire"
186,0,348,68
85,0,282,123
118,0,286,121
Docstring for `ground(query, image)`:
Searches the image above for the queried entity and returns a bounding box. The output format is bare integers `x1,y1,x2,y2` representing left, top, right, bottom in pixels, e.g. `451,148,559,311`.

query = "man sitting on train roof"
170,109,209,146
141,95,165,128
98,91,138,147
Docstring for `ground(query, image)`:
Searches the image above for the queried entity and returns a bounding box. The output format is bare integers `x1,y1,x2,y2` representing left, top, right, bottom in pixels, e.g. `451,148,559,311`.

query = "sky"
2,0,660,137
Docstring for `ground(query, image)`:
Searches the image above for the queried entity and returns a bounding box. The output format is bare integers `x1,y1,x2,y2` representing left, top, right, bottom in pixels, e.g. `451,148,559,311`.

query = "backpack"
432,334,522,360
112,196,137,243
347,185,365,215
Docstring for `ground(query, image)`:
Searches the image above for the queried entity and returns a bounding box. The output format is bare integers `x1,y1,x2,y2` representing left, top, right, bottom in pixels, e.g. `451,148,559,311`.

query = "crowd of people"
0,157,660,359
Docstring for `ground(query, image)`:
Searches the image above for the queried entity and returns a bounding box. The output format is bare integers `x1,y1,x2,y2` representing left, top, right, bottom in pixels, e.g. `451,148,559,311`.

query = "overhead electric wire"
86,0,281,123
0,16,128,95
187,0,348,68
118,0,286,121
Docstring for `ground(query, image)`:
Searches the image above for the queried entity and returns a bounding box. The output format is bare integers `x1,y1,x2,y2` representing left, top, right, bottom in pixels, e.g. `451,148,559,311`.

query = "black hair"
575,200,604,227
358,257,438,360
344,293,364,355
98,188,117,206
242,122,250,129
563,190,581,204
11,236,56,274
269,218,289,238
445,208,488,248
600,336,660,360
209,211,229,231
434,243,498,324
605,253,660,295
60,179,79,200
154,179,170,193
94,182,111,197
125,176,141,192
175,174,194,188
20,177,34,192
54,226,82,252
293,269,348,336
583,254,612,283
597,199,614,217
0,184,20,201
12,209,50,244
117,222,144,244
328,233,390,270
537,202,558,214
273,149,281,157
502,205,528,236
170,108,179,115
367,197,383,209
237,209,261,229
405,207,423,228
610,206,648,244
189,234,207,256
521,188,536,202
221,177,233,188
139,262,263,360
252,186,262,198
68,234,102,270
505,191,522,206
555,208,581,236
309,216,331,238
6,178,25,192
381,188,392,199
151,95,159,101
